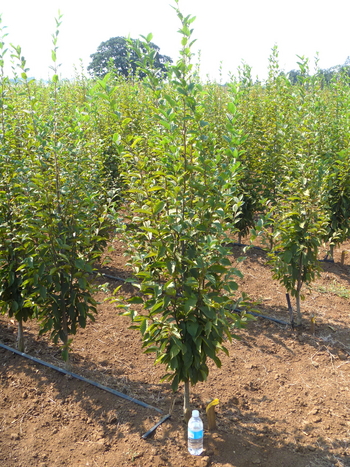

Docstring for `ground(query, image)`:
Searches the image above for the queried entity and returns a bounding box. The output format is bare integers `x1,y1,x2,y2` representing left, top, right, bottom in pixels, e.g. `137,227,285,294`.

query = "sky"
1,0,350,82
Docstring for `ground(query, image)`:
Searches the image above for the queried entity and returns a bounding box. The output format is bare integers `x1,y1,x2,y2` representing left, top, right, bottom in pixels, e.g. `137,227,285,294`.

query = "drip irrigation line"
248,311,289,326
234,308,290,326
0,342,162,414
225,242,265,251
93,270,128,282
142,413,171,439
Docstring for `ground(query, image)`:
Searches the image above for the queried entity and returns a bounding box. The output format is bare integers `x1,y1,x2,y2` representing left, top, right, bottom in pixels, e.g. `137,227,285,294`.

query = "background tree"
287,56,350,86
87,36,172,79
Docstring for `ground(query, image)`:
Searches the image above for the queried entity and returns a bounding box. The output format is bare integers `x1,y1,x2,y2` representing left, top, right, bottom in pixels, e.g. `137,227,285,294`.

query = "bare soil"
1,237,349,467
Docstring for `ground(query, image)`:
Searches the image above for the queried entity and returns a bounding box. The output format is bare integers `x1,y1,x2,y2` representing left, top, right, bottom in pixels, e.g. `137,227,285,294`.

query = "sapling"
2,13,116,363
267,175,328,325
116,2,249,419
0,188,36,352
0,19,37,351
323,150,350,260
27,13,115,363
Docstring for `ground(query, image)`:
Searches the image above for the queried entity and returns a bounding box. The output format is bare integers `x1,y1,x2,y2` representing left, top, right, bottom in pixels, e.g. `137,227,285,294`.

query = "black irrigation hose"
93,271,127,282
225,242,265,251
141,413,171,439
247,311,289,326
234,308,290,326
0,342,162,414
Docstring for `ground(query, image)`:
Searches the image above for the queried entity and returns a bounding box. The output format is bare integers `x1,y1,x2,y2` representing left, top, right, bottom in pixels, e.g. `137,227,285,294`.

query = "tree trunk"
60,283,70,369
17,319,24,353
62,313,70,369
269,224,274,250
295,290,302,326
184,380,191,422
295,259,303,326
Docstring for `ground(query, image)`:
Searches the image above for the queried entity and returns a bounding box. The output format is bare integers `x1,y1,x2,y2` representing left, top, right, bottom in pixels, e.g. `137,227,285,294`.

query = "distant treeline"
285,56,350,85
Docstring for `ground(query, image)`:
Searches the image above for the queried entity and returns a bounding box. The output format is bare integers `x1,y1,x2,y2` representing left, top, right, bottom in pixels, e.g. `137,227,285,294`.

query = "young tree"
0,158,37,352
323,150,350,258
267,175,328,325
0,17,37,352
1,13,116,362
116,3,248,419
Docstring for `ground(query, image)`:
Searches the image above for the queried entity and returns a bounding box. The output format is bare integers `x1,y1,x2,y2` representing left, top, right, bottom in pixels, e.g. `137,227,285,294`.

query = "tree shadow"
0,318,173,446
237,303,350,363
1,312,349,467
142,399,349,467
229,241,350,283
226,242,350,358
1,240,349,467
319,260,350,285
93,263,137,295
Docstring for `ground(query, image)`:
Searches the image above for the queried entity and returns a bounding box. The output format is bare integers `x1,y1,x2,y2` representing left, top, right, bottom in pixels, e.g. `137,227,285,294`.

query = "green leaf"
186,320,198,337
164,281,176,296
171,374,179,392
140,226,159,235
184,296,197,312
227,102,236,114
128,296,144,304
220,257,232,267
39,285,47,299
113,132,120,143
208,264,227,274
78,277,88,290
227,281,238,291
153,201,165,215
170,343,181,359
200,305,216,320
140,318,147,335
148,186,164,192
144,346,159,353
150,300,164,313
283,250,293,263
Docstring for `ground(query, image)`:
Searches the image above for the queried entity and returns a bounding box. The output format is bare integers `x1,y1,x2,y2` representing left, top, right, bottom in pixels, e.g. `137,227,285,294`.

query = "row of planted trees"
0,14,121,361
1,3,350,411
106,8,350,409
234,49,350,325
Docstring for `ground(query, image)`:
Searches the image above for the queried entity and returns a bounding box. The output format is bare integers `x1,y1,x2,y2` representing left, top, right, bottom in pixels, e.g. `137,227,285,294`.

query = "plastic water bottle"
188,409,204,455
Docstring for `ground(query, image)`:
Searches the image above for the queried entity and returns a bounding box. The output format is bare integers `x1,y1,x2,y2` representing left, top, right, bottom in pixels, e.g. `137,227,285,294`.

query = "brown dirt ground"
0,236,349,467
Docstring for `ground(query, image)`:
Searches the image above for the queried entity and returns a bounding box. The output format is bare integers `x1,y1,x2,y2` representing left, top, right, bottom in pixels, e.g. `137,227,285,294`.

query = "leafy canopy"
87,36,172,79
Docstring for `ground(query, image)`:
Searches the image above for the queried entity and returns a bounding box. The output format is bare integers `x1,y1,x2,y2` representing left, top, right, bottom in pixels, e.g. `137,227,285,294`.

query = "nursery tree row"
1,5,350,407
0,14,120,361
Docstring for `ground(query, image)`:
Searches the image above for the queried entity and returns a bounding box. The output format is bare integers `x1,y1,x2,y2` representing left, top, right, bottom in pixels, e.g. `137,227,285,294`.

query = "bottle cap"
192,410,199,417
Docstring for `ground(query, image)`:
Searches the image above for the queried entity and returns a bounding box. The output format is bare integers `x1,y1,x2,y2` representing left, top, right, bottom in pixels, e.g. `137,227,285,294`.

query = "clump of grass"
313,280,350,299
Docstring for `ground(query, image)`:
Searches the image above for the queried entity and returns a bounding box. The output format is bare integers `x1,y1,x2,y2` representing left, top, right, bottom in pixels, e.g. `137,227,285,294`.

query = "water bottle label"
188,429,203,440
